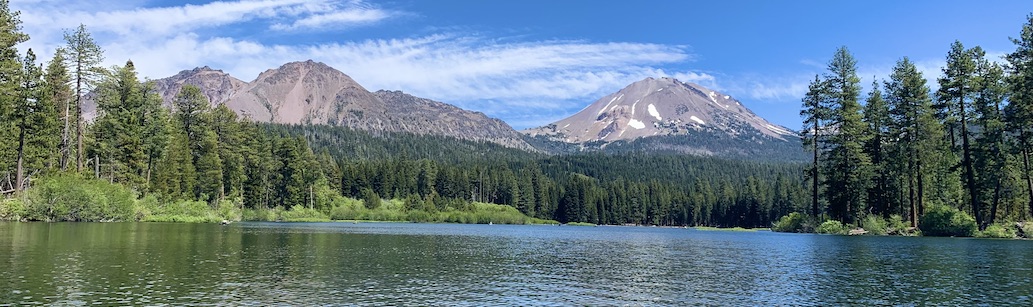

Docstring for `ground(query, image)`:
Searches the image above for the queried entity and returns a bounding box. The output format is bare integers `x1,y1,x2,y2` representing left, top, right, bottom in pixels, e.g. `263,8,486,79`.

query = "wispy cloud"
270,1,393,31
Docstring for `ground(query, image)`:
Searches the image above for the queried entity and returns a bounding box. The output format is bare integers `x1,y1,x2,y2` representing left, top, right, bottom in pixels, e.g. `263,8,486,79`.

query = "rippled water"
1,222,1032,305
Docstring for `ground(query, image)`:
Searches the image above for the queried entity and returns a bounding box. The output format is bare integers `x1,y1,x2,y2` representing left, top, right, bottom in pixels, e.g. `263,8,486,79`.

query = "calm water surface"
1,222,1032,305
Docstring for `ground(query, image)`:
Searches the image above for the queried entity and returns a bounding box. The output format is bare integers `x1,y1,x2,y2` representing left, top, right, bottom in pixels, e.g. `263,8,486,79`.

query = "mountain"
145,60,531,149
525,77,804,160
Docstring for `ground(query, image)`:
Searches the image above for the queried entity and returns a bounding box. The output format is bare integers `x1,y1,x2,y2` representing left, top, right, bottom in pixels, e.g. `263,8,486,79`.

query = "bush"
861,215,889,235
772,212,809,233
144,199,223,223
1021,223,1033,239
24,175,136,222
977,224,1016,239
0,197,27,221
280,205,329,222
817,220,847,235
920,205,977,237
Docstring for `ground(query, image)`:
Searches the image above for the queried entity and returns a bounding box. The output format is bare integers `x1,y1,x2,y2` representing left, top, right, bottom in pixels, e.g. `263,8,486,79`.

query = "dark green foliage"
361,188,381,210
920,205,977,237
822,47,872,224
1005,14,1033,221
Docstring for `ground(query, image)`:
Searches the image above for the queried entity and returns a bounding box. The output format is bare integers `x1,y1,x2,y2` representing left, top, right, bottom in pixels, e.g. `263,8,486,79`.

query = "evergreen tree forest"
3,0,1033,232
800,15,1033,231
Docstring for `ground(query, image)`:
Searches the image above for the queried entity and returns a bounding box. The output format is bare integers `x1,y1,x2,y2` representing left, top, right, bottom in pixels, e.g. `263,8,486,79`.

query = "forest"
796,16,1033,236
2,0,1033,236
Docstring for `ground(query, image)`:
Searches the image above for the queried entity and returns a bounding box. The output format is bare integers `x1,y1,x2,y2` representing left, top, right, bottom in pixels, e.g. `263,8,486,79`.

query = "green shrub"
920,205,977,237
772,212,809,233
280,205,329,222
0,197,27,221
861,215,889,235
25,175,136,222
144,199,223,223
817,220,847,235
976,224,1016,239
1021,223,1033,239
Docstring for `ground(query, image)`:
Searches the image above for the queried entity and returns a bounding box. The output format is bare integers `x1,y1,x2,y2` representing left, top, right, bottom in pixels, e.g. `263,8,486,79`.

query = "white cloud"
271,3,392,31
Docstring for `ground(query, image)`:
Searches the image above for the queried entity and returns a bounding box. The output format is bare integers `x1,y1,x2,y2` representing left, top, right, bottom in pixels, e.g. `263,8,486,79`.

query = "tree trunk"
812,122,820,218
61,92,70,171
960,103,981,228
15,117,26,192
917,158,925,220
990,176,1002,224
1023,143,1033,220
75,68,84,173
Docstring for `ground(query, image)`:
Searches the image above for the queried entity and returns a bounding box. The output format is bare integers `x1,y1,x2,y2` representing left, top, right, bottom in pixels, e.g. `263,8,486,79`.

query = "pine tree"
800,75,830,218
172,85,222,202
972,56,1008,224
13,49,45,191
93,61,147,186
0,0,27,189
139,81,168,190
937,41,982,226
863,80,891,217
822,46,872,223
62,24,104,173
212,104,243,198
885,57,945,227
43,51,71,173
1005,13,1033,220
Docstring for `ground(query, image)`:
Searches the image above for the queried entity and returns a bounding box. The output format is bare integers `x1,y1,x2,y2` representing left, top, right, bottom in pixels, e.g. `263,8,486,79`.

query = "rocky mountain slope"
147,60,530,149
525,77,802,160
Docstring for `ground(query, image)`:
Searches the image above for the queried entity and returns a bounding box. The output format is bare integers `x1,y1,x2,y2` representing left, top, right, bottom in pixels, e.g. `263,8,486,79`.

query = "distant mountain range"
146,60,531,150
91,60,803,160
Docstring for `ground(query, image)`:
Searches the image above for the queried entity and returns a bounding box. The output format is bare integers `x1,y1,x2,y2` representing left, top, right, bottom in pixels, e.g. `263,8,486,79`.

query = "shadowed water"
1,222,1031,305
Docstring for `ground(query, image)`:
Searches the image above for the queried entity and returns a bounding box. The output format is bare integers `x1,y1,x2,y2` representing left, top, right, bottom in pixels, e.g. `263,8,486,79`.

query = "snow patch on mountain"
647,104,662,121
629,119,646,129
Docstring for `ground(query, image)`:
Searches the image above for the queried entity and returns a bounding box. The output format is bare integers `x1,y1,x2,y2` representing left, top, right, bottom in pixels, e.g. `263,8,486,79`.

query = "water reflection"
1,222,1032,305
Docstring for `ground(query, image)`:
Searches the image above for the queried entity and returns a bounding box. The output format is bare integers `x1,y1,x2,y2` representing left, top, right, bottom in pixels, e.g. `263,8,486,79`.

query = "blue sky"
12,0,1033,129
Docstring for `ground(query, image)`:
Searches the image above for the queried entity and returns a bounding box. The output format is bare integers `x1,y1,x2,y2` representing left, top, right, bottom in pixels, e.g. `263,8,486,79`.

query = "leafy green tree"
62,24,104,173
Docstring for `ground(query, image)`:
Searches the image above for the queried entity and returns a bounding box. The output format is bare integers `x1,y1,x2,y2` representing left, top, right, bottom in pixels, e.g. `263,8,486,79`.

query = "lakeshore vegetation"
1,0,1033,237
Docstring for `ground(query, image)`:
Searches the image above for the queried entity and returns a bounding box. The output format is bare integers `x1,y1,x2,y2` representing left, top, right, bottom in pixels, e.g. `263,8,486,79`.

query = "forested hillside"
3,0,1033,231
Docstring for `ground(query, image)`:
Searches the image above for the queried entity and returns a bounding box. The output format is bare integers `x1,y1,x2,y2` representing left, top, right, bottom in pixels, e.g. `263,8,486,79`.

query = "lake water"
1,222,1032,306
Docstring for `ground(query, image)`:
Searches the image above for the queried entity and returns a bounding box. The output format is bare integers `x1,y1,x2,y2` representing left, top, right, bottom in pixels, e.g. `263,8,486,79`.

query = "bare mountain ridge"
149,60,531,149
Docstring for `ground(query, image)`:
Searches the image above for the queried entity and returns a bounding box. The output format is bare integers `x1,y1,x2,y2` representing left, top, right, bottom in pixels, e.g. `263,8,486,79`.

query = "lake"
1,222,1032,305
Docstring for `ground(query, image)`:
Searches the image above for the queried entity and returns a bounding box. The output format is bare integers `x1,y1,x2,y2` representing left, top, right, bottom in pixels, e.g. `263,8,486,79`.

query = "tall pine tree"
1005,13,1033,220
